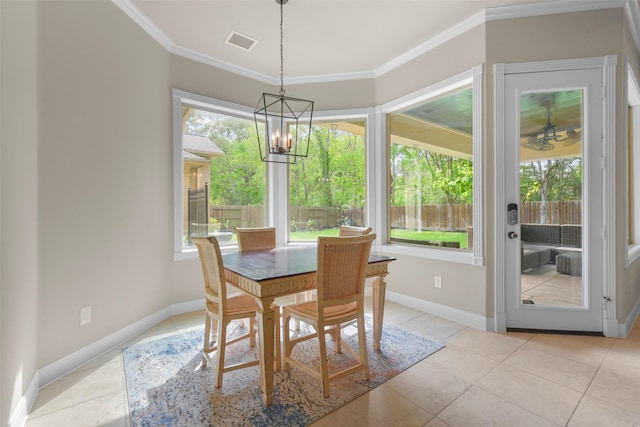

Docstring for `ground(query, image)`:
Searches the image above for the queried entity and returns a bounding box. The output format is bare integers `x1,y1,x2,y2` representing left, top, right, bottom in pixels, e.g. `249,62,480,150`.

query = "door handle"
507,231,518,239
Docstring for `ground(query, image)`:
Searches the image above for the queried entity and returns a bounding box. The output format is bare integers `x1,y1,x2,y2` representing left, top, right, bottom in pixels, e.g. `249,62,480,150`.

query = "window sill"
626,244,640,267
379,243,483,266
174,244,241,261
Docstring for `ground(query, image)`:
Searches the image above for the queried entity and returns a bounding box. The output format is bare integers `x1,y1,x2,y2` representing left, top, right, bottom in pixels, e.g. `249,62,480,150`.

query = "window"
173,90,266,258
288,119,367,241
380,66,483,264
388,83,473,249
625,61,640,265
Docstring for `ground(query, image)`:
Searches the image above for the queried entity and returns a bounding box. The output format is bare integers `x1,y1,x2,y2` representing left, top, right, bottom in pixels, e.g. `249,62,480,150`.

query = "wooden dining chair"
282,233,376,397
338,225,372,237
192,235,280,389
335,225,373,350
234,227,276,252
234,227,278,329
234,226,309,332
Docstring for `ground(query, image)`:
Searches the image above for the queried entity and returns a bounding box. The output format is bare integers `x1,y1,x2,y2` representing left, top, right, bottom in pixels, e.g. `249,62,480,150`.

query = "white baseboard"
7,371,38,427
38,298,203,388
12,299,204,427
382,290,489,331
620,295,640,337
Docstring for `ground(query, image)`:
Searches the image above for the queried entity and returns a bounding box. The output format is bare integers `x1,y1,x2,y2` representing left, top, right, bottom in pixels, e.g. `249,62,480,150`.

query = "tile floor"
25,297,640,427
521,264,583,307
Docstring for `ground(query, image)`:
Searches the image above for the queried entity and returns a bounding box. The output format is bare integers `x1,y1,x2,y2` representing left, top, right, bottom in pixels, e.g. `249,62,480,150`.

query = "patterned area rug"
123,316,444,426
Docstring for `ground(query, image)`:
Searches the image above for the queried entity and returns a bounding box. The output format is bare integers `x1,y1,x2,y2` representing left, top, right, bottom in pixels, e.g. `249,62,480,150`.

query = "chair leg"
334,324,342,353
274,308,282,371
293,294,302,331
249,316,256,348
283,313,292,371
318,325,331,398
202,311,212,368
215,319,227,389
357,315,370,381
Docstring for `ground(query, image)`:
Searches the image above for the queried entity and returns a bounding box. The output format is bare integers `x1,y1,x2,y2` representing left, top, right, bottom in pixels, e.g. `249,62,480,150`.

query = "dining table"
221,245,396,406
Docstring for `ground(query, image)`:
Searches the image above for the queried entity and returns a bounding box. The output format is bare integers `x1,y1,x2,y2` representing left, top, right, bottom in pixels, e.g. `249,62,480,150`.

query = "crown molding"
374,9,486,78
112,0,173,51
486,0,629,21
169,44,277,85
113,0,638,85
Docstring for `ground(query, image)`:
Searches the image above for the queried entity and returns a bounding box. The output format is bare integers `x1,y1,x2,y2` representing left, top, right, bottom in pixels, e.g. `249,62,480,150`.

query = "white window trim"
172,89,257,261
624,59,640,267
376,65,484,266
172,90,375,258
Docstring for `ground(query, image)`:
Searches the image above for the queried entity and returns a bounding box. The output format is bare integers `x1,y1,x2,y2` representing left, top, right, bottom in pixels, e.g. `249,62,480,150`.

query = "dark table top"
222,246,395,282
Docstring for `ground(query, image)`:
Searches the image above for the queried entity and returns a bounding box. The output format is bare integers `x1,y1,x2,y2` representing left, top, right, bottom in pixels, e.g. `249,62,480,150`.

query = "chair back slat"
192,236,227,306
338,225,372,237
316,234,375,311
234,227,276,252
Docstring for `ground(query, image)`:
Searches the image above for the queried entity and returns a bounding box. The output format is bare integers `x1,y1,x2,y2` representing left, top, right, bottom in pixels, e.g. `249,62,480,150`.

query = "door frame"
494,56,618,337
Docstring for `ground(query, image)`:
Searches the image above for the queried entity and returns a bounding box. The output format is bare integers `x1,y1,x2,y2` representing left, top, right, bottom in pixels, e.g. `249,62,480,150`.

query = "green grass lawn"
290,227,468,248
390,229,468,248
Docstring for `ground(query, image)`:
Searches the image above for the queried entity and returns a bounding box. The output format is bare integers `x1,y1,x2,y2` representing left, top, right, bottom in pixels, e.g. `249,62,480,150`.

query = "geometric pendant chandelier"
254,0,314,164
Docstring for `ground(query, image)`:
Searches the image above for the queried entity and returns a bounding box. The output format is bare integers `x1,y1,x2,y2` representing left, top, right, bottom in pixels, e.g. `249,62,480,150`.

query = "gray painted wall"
1,1,39,424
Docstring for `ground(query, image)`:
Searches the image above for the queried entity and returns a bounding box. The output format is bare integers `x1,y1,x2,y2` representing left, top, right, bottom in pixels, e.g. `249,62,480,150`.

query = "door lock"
507,231,518,239
507,203,518,225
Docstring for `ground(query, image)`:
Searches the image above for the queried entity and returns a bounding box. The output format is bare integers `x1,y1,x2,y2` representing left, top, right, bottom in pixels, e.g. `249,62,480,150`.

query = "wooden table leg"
372,274,387,351
256,297,275,406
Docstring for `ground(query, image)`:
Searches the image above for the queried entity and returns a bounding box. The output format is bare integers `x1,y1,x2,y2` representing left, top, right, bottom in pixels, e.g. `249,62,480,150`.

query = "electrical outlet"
80,306,91,325
434,275,442,289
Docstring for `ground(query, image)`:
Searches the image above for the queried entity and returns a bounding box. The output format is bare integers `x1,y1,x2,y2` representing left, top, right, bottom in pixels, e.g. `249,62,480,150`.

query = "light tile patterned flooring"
26,297,640,426
521,264,583,307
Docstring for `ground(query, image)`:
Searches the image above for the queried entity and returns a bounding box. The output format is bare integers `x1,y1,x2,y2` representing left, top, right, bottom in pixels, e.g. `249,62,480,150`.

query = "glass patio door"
503,68,603,332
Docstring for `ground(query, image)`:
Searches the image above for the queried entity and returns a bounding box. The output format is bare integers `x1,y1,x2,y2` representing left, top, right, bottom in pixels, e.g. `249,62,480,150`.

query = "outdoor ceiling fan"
520,105,581,151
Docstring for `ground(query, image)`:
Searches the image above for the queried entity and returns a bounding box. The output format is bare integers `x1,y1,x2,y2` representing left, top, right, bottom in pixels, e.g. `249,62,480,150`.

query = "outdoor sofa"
520,223,582,275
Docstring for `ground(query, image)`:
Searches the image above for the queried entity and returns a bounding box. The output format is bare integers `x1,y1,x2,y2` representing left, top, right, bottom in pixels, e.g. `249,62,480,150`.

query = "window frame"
377,65,484,265
173,69,483,265
624,59,640,267
172,89,264,260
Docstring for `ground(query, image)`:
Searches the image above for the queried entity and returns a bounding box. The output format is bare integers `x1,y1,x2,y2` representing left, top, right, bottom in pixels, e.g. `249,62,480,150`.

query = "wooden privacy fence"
210,206,264,229
209,200,582,231
519,201,581,225
390,204,473,231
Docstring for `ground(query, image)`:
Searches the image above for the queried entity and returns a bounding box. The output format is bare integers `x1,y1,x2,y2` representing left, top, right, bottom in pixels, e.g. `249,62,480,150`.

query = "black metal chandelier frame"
254,0,314,164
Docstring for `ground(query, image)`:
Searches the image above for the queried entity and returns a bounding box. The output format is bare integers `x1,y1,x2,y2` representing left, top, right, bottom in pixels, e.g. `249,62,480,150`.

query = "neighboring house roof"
183,150,209,164
183,134,224,159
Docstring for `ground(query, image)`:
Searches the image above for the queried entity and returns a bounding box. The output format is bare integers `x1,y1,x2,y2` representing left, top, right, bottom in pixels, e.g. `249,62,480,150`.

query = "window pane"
289,120,366,241
182,107,266,248
388,86,473,250
519,90,583,307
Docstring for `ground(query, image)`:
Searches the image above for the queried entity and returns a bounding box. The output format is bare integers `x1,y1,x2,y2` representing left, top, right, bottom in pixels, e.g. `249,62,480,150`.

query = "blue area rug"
123,316,443,426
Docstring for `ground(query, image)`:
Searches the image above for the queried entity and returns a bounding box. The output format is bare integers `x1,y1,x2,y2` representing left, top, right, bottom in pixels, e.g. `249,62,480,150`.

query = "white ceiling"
116,0,631,84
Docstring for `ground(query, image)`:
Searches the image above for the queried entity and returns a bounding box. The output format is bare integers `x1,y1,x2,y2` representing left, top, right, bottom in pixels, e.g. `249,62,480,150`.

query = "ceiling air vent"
225,31,257,51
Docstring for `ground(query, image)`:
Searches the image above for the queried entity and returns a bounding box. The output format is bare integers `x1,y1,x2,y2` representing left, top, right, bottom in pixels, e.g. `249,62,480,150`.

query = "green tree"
389,144,472,231
520,157,581,224
423,152,473,231
186,111,264,206
290,124,365,210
